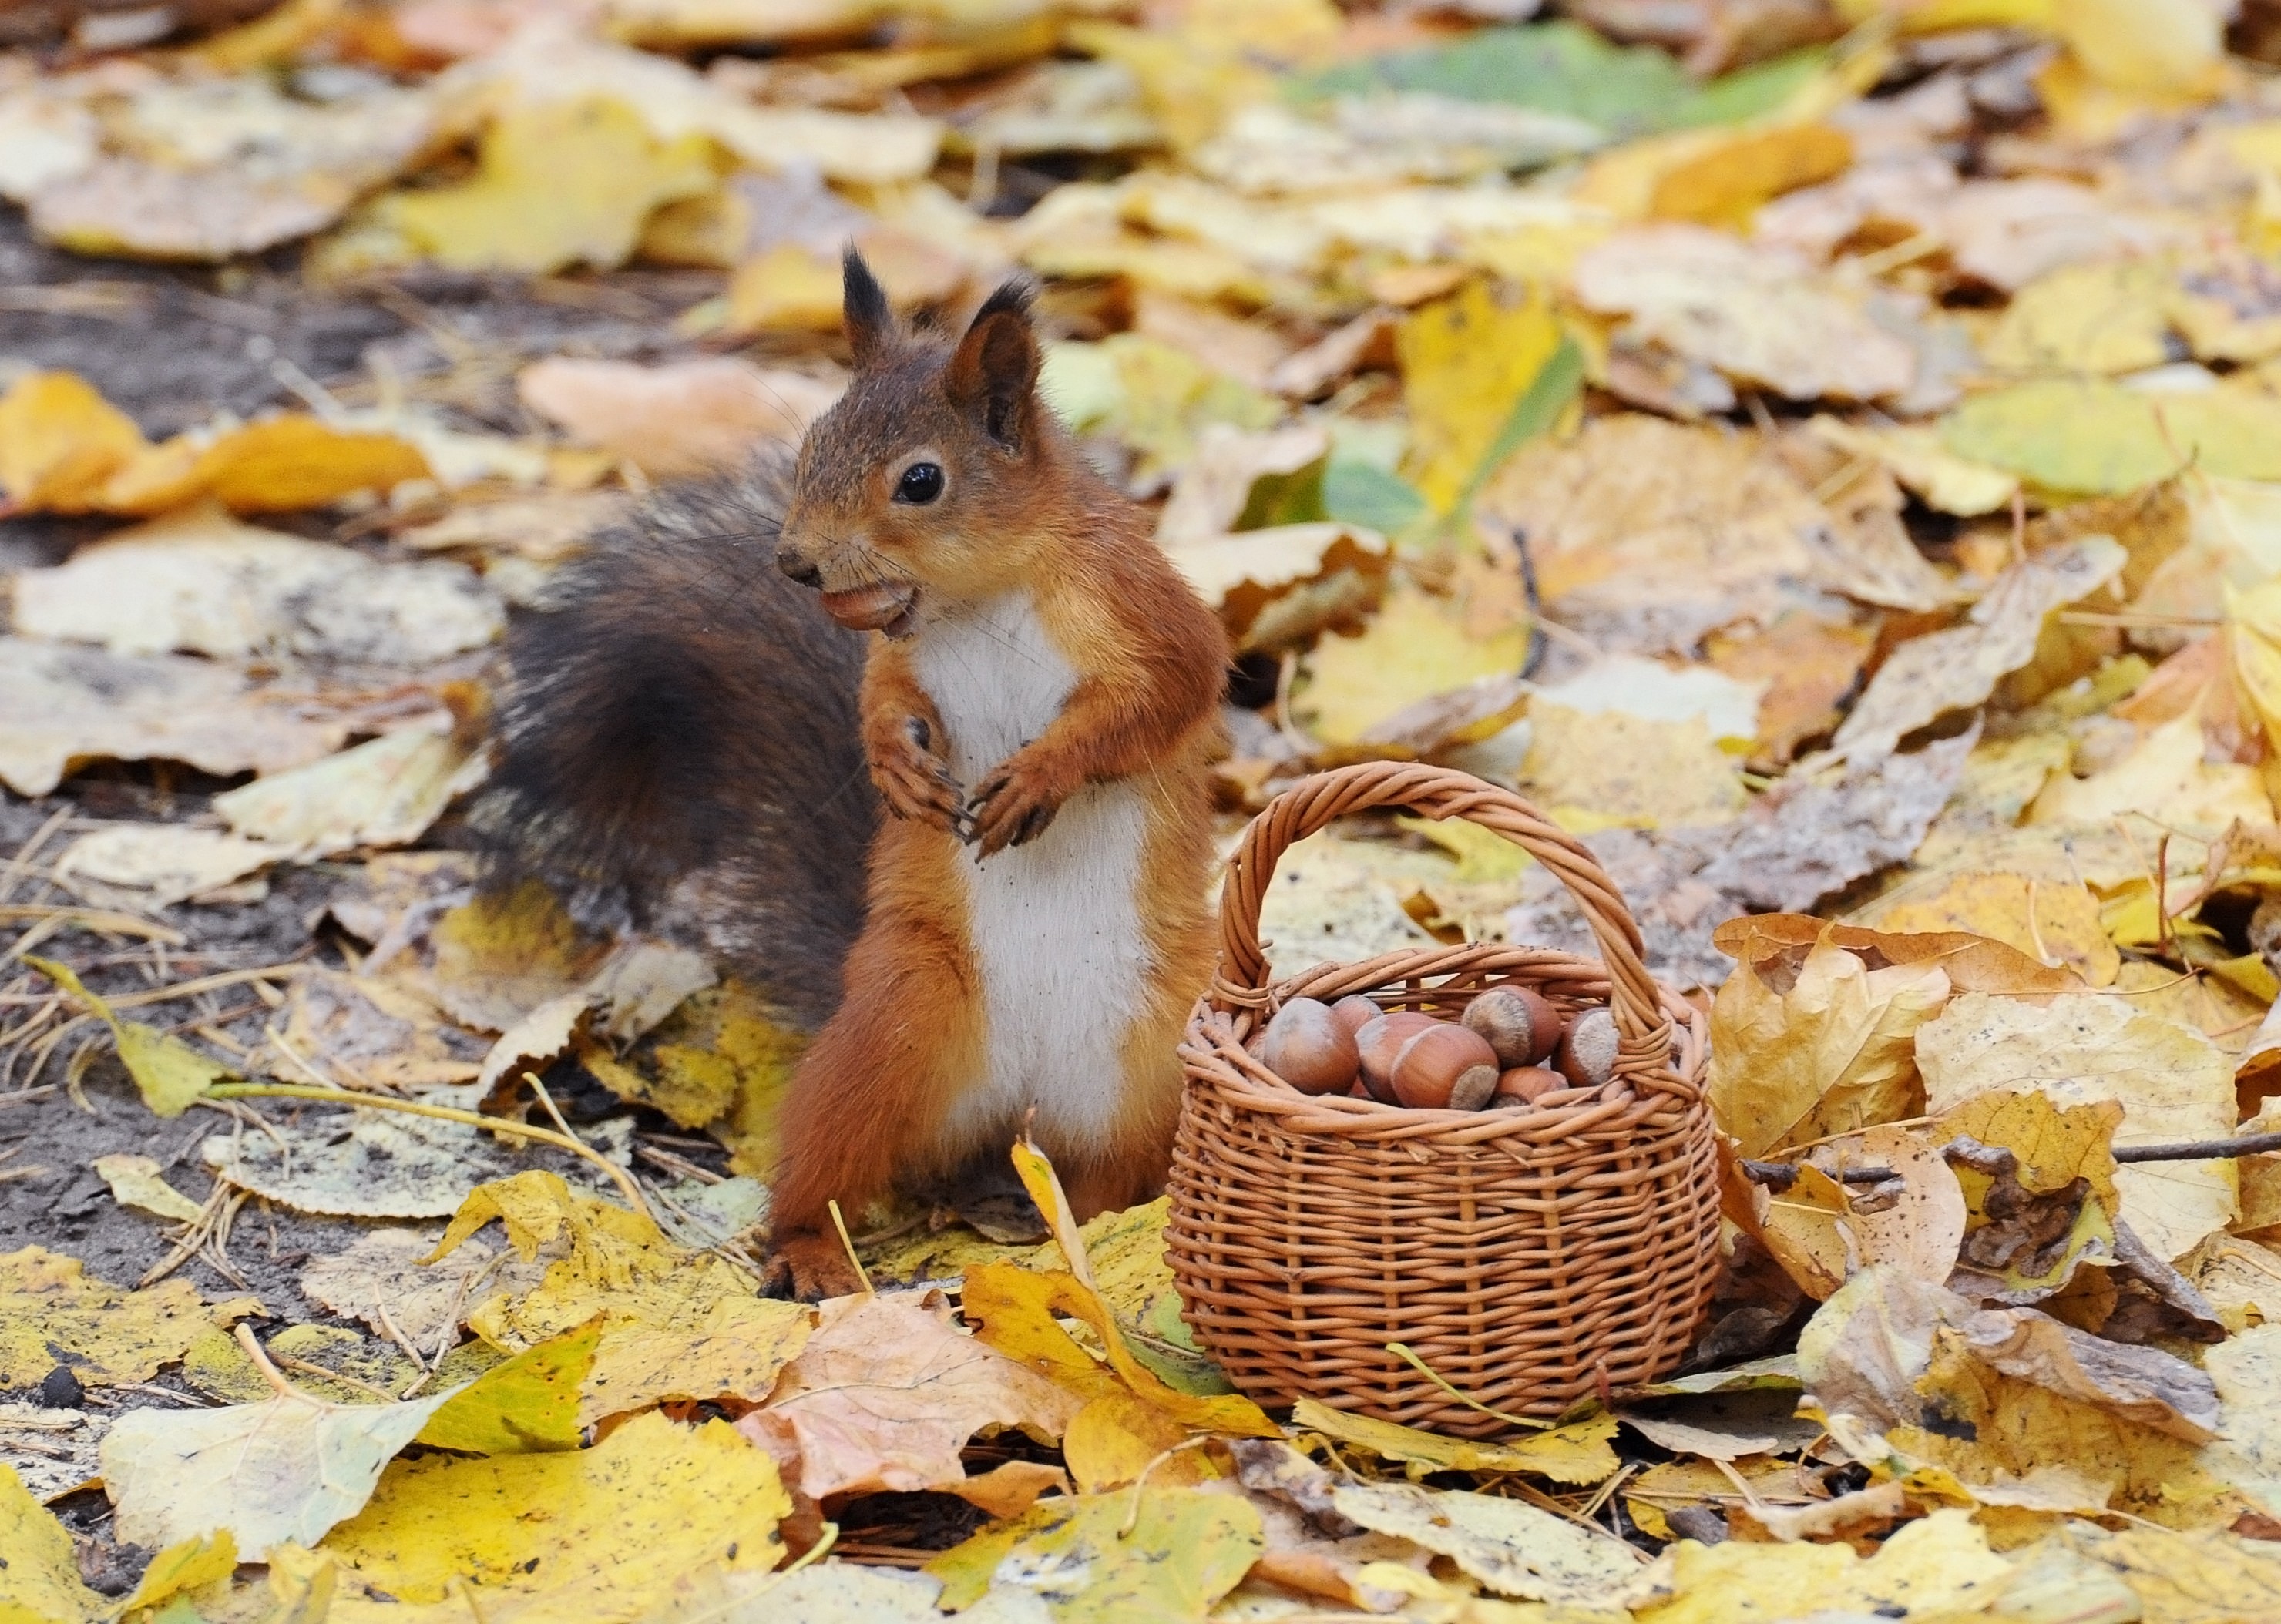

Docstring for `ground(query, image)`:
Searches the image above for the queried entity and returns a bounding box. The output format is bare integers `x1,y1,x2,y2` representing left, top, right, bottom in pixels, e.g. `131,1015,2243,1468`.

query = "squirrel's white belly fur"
910,589,1151,1156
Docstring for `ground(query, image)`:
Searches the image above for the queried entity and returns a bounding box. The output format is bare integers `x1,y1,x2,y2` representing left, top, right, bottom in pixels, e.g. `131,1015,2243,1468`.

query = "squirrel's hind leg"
766,825,983,1297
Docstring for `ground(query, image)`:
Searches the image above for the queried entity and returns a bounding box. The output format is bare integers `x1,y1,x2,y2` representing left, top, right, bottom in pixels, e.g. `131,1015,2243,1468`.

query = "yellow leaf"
1809,418,2018,518
1918,992,2236,1260
2063,1522,2281,1621
99,417,430,516
420,878,610,1035
1982,259,2178,376
1866,872,2121,988
377,99,714,275
2030,710,2273,834
0,371,148,512
1648,125,1853,230
1062,1391,1216,1492
91,1153,206,1224
320,1412,788,1609
1523,700,1746,829
1296,588,1528,748
653,981,806,1161
1330,1479,1644,1602
726,241,849,334
927,1489,1265,1619
427,1172,811,1423
1398,279,1563,515
2056,0,2226,98
960,1261,1278,1438
117,1530,237,1616
415,1320,598,1455
28,956,235,1117
0,1465,104,1624
1634,1508,2012,1624
1292,1399,1620,1485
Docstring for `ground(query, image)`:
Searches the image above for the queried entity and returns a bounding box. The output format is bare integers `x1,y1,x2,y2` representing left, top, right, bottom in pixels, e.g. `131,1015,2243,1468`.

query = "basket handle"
1212,762,1675,1085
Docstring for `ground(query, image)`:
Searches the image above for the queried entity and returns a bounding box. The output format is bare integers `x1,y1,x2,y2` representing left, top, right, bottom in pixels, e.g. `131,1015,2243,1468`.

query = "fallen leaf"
0,635,347,798
30,957,237,1118
319,1411,788,1611
102,1374,456,1560
1863,871,2121,987
1397,277,1566,514
427,1171,813,1421
1828,536,2128,762
374,96,711,274
1164,522,1392,656
1637,1507,2012,1623
1523,698,1747,827
262,968,480,1093
0,1463,104,1624
1331,1480,1644,1602
1933,1089,2124,1306
419,879,611,1034
1292,1399,1620,1485
0,1404,109,1504
92,1153,206,1224
50,824,279,909
213,725,485,860
12,505,499,663
928,1488,1265,1622
1297,587,1529,747
516,357,841,478
0,369,146,512
737,1292,1083,1502
1918,992,2237,1260
2062,1522,2281,1624
300,1227,544,1351
1808,417,2018,518
202,1090,569,1220
1574,224,1916,401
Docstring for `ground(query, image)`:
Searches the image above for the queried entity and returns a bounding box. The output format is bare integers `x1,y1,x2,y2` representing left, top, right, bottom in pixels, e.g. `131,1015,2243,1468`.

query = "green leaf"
1321,458,1427,535
26,955,235,1117
1456,331,1585,521
1295,22,1825,139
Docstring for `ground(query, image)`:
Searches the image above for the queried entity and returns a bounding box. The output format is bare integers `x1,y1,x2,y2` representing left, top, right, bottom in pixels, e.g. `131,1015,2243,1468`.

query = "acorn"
1355,1012,1440,1103
1554,1006,1619,1090
1463,987,1563,1068
1329,995,1381,1038
1257,997,1361,1096
1389,1023,1501,1111
1492,1065,1564,1107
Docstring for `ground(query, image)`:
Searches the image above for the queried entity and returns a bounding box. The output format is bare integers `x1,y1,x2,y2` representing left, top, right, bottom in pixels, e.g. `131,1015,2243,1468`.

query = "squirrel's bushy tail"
475,453,875,1028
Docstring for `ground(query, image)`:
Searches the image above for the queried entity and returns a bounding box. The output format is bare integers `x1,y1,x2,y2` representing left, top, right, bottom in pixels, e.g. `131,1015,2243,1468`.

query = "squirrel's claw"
967,753,1069,857
872,716,966,835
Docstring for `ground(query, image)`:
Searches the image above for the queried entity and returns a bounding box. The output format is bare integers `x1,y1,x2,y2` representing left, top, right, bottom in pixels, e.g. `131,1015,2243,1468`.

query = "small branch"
2115,1129,2281,1164
1738,1159,1895,1192
233,1323,297,1401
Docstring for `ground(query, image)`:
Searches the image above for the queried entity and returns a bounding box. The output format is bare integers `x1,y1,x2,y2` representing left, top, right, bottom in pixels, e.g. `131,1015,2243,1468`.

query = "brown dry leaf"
1862,871,2121,988
1571,224,1915,402
1523,700,1748,828
736,1291,1083,1503
1933,1089,2123,1307
301,1228,543,1351
418,879,611,1034
262,970,477,1092
516,357,841,478
1708,923,1950,1159
1827,536,2128,763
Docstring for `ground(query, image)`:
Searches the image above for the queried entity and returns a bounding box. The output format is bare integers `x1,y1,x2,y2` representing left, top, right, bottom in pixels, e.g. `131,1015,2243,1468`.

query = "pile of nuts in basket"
1248,987,1618,1110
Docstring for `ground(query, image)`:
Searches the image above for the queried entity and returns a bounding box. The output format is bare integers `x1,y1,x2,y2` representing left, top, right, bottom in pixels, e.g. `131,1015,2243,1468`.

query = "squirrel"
485,251,1229,1296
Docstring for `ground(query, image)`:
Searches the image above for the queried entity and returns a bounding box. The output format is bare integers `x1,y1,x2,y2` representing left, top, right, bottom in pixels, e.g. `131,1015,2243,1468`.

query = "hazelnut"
1257,997,1361,1096
1463,987,1563,1068
1389,1023,1501,1110
1329,995,1381,1037
1554,1006,1619,1090
1492,1065,1564,1107
1355,1012,1440,1102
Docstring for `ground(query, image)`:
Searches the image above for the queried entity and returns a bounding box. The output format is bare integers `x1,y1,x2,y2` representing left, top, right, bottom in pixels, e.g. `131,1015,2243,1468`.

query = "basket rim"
1208,763,1701,1110
1180,941,1708,1144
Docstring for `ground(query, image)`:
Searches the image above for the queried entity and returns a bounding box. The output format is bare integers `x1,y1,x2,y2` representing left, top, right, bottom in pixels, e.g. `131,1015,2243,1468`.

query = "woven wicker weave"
1166,763,1720,1436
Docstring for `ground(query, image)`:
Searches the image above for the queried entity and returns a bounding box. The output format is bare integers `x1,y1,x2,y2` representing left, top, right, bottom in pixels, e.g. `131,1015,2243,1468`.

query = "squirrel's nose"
778,548,822,587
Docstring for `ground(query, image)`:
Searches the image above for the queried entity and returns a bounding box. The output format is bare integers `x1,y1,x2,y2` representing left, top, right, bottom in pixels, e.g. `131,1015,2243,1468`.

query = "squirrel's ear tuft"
842,248,893,367
945,276,1040,451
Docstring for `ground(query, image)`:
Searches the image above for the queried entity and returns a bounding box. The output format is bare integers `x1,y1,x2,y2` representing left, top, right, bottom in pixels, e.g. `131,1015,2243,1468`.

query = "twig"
1738,1160,1896,1191
233,1323,298,1401
525,1070,653,1223
274,1353,399,1404
2115,1129,2281,1163
1120,1437,1208,1538
828,1198,875,1297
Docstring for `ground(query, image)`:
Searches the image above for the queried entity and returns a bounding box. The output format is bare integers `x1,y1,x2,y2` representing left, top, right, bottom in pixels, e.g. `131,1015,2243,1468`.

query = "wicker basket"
1166,762,1720,1437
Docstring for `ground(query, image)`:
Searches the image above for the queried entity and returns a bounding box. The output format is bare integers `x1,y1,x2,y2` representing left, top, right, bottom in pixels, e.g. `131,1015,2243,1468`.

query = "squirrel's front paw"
763,1231,869,1301
968,748,1076,857
871,716,967,836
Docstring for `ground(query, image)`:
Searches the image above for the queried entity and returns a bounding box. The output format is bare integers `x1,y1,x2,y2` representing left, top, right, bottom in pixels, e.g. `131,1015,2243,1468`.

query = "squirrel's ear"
842,248,893,367
945,277,1040,451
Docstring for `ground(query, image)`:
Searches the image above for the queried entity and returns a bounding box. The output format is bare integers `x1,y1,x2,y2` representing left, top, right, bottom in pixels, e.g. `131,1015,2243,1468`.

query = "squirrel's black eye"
895,462,945,505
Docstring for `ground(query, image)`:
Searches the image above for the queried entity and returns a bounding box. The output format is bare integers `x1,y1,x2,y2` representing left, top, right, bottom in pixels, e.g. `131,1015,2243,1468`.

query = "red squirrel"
488,253,1228,1296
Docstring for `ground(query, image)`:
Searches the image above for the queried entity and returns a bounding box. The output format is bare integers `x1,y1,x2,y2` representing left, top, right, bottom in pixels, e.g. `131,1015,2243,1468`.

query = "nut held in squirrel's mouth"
818,582,919,633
